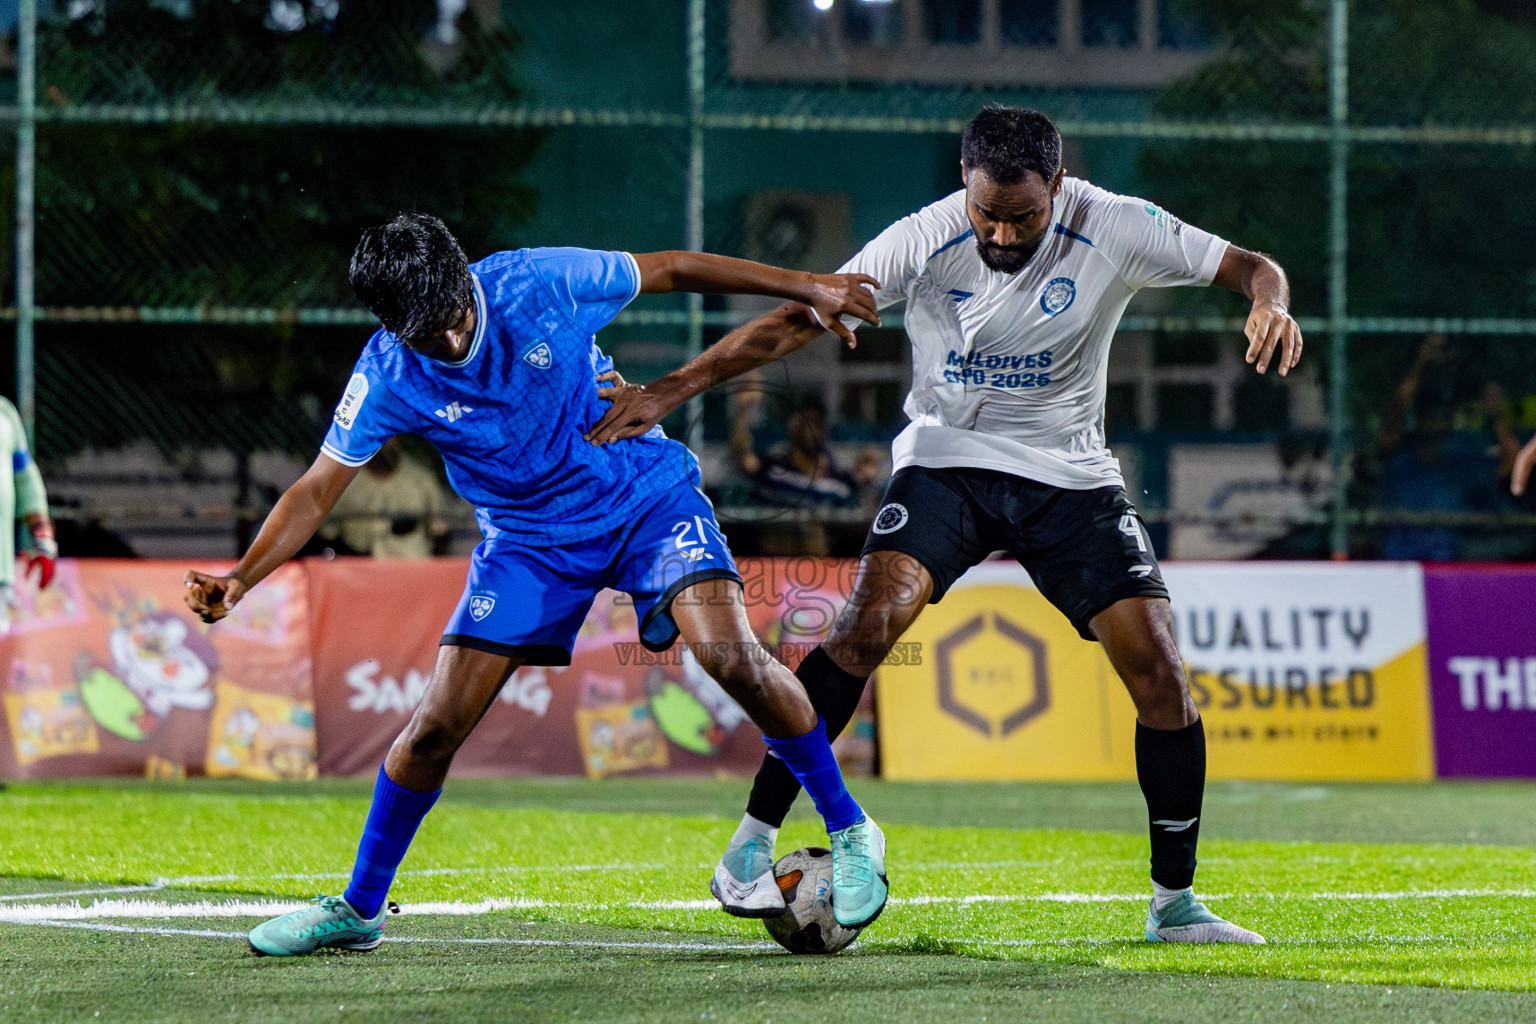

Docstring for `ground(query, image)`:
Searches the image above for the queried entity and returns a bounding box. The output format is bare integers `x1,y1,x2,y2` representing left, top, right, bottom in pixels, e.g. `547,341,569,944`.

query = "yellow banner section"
1191,642,1434,781
877,566,1435,781
877,584,1138,781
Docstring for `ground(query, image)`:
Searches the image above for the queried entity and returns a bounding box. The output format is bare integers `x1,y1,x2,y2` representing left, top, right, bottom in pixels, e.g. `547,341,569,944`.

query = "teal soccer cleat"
710,833,786,918
1145,891,1265,944
828,815,888,928
246,895,393,957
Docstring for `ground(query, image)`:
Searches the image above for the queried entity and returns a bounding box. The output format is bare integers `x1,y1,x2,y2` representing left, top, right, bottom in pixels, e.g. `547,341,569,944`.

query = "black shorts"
861,466,1169,641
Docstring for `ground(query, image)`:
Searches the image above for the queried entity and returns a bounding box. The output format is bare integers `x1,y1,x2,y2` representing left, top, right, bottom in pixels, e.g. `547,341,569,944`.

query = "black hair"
348,212,474,344
960,105,1063,186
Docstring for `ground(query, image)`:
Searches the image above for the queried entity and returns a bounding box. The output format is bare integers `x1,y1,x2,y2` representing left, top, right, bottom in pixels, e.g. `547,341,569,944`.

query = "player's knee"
825,600,904,671
1127,656,1193,722
692,644,772,704
823,631,894,675
398,714,472,766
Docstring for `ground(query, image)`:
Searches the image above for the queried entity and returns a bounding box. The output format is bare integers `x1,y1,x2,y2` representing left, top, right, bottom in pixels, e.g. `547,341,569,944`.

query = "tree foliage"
1142,0,1536,403
23,0,545,460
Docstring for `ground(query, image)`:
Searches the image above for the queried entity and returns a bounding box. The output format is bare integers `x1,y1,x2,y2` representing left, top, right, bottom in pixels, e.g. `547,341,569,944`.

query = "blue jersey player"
183,213,890,956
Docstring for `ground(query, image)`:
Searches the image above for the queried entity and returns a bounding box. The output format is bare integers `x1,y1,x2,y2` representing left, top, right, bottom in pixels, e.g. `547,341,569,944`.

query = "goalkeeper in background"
0,396,57,625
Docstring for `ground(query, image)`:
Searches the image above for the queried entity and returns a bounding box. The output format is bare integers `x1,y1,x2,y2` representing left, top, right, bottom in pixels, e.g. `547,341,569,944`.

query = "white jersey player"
589,106,1302,943
830,175,1228,490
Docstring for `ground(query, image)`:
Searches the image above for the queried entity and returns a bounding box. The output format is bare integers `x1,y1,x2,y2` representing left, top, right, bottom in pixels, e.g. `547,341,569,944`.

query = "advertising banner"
1164,563,1434,780
308,557,861,780
877,563,1138,781
878,562,1434,781
1424,565,1536,777
0,559,317,779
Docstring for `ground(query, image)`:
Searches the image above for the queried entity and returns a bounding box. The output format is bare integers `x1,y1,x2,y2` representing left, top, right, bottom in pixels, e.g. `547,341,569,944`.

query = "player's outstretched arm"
183,452,360,624
1513,435,1536,496
1213,246,1303,377
632,251,879,347
585,303,826,446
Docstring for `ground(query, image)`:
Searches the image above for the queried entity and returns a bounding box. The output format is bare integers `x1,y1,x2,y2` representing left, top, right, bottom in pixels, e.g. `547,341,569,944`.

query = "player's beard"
976,236,1044,275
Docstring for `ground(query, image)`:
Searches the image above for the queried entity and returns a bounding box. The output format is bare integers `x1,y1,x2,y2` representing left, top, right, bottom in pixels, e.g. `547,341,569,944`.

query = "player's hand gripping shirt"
322,248,698,544
835,177,1229,489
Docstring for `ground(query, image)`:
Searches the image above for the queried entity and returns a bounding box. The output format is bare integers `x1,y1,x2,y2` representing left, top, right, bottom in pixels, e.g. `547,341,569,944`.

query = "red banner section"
309,557,859,779
0,560,316,780
0,557,868,781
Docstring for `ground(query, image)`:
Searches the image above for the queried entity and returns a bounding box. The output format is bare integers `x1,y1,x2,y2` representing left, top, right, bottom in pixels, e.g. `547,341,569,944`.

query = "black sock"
1135,718,1205,891
744,646,869,828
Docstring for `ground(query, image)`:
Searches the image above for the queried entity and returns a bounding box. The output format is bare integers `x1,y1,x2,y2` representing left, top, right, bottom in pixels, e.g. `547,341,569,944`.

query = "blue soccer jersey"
322,248,699,544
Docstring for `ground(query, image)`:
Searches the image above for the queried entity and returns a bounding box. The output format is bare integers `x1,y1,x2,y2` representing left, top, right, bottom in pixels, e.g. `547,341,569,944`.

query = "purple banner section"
1424,565,1536,777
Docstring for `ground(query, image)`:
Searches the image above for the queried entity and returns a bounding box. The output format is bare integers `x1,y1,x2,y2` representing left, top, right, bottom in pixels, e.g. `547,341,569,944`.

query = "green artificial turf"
4,778,1536,1022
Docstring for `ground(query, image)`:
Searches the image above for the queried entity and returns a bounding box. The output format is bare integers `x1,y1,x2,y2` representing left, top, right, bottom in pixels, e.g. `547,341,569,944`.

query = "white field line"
0,882,168,902
0,858,1349,903
164,863,671,885
0,897,716,922
18,918,1536,955
9,886,1536,925
15,919,775,950
16,859,1165,893
909,931,1536,950
0,866,669,903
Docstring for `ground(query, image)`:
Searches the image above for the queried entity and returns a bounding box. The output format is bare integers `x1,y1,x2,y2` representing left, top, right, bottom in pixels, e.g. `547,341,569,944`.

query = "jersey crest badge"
871,503,909,535
1040,277,1076,316
468,593,497,622
523,342,553,369
333,373,369,429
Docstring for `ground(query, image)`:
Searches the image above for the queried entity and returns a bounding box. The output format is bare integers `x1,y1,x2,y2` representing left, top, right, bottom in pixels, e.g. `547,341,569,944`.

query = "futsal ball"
763,847,862,955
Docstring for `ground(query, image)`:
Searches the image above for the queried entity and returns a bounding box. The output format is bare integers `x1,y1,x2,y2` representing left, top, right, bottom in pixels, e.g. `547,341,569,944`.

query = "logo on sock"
1153,817,1199,832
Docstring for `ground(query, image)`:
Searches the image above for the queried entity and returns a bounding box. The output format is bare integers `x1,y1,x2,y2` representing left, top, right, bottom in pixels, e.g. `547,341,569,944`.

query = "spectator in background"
1374,334,1508,560
751,397,877,509
319,437,453,558
0,396,57,626
729,392,880,556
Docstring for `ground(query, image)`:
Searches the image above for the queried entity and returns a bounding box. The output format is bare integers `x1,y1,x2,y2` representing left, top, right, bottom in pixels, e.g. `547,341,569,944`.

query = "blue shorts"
440,484,740,665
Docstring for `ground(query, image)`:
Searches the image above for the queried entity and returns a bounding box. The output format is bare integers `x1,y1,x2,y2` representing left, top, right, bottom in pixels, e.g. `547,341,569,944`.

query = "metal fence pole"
1327,0,1351,558
684,0,706,451
15,0,36,443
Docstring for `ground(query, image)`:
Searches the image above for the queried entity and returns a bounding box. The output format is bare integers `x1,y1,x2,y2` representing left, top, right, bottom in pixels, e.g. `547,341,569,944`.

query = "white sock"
1152,881,1192,911
728,813,778,852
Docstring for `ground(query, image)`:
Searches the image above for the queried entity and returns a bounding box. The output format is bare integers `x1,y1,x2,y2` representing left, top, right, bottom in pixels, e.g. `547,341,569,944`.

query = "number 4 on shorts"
1120,512,1157,577
1119,512,1147,552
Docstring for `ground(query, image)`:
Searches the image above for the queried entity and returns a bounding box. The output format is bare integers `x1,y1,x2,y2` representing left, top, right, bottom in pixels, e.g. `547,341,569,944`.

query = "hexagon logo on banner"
934,613,1050,738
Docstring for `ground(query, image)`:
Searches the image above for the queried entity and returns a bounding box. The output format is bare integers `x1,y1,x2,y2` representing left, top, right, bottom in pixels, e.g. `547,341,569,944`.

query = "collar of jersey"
1017,185,1069,273
434,273,488,370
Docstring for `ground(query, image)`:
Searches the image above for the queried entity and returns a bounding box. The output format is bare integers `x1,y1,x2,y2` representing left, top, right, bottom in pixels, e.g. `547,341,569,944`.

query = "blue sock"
762,718,863,833
341,766,441,918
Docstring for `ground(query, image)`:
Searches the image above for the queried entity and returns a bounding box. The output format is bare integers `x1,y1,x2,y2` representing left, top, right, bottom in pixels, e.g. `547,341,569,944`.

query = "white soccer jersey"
835,177,1229,490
